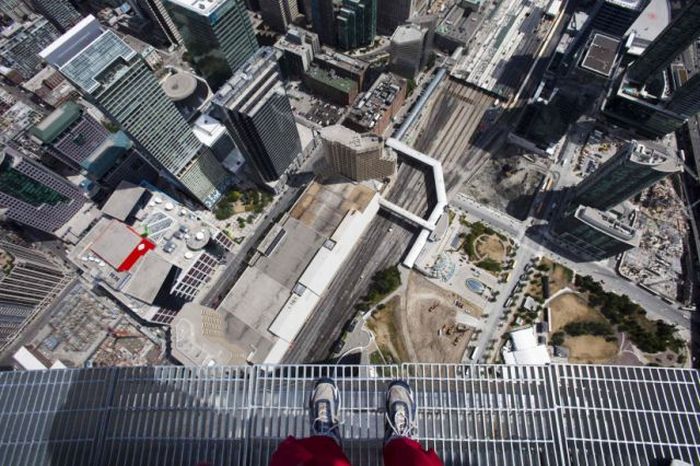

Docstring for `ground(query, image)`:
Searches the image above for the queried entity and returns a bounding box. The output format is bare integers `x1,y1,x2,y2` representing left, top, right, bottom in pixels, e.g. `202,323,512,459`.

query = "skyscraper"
337,0,376,50
320,125,396,181
311,0,337,46
376,0,413,35
0,240,69,351
164,0,258,89
129,0,184,46
389,23,428,79
571,140,682,211
30,0,82,32
213,47,301,184
666,70,700,118
0,0,32,23
0,145,85,234
590,0,648,38
259,0,299,32
627,0,700,84
41,16,230,208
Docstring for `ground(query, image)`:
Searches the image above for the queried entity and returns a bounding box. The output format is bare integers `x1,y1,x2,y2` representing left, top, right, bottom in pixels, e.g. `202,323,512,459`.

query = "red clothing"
268,436,443,466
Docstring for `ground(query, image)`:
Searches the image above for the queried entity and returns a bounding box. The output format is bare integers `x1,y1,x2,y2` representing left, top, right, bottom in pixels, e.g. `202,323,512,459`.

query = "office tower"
0,240,68,350
572,140,682,210
337,0,376,50
552,205,641,259
667,72,700,118
164,0,258,89
0,145,85,234
0,0,32,23
627,0,700,84
129,0,184,46
320,125,396,181
274,26,319,77
311,0,337,46
41,16,230,208
30,0,82,32
259,0,299,32
590,0,648,38
30,102,158,189
377,0,413,35
0,16,58,80
214,47,301,183
389,23,427,79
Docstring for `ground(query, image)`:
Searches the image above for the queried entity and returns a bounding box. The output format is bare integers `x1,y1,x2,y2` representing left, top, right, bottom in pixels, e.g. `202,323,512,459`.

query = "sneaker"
384,380,417,445
309,377,342,445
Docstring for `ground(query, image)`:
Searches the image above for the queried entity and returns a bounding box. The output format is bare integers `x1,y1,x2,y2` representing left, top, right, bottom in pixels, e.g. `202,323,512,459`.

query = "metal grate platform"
0,364,698,465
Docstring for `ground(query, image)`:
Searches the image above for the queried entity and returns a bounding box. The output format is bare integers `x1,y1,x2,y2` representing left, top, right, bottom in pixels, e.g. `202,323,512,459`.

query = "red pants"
268,435,444,466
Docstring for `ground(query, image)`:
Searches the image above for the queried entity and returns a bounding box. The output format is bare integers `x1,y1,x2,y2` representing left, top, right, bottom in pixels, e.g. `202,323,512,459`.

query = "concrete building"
259,0,299,32
389,23,427,79
344,72,406,135
0,145,85,235
164,0,258,88
0,241,69,351
302,65,358,105
30,102,158,190
41,16,231,208
575,32,622,83
192,113,246,174
274,26,319,77
0,16,59,80
590,0,648,38
336,0,376,50
320,125,396,181
315,49,369,89
171,180,380,365
501,326,551,365
30,0,82,32
553,205,641,259
213,47,301,185
310,0,337,46
376,0,413,35
667,72,700,118
0,0,32,23
572,140,682,211
434,4,478,53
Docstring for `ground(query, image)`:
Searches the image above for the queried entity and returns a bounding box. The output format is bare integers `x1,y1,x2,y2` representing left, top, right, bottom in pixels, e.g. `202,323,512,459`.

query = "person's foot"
384,380,417,445
309,377,342,445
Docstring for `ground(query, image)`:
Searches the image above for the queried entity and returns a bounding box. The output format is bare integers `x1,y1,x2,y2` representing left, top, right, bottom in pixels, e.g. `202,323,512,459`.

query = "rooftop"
580,32,621,77
0,363,698,465
101,181,147,221
161,71,198,101
628,139,683,171
166,0,228,15
576,206,641,245
305,65,357,93
30,101,82,144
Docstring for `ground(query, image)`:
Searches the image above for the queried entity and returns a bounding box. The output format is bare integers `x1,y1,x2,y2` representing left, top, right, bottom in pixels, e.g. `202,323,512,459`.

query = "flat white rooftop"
166,0,227,15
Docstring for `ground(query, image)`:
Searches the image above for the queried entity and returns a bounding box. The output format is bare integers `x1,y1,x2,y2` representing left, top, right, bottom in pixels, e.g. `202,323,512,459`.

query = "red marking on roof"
117,236,155,272
647,12,657,19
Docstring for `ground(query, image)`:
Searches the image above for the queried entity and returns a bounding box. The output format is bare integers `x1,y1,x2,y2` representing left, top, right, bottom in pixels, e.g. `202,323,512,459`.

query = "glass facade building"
164,0,258,89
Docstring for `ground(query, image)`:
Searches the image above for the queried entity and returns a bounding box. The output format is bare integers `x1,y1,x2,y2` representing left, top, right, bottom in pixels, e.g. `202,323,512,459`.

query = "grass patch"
476,257,502,273
365,297,408,363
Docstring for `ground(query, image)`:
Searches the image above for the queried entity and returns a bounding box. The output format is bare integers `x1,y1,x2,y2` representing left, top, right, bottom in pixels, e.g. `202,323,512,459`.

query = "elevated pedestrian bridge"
0,363,698,466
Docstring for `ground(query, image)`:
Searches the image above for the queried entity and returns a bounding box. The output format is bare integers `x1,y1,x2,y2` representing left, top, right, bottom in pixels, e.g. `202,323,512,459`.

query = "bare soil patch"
564,335,618,363
475,234,507,262
366,297,409,363
549,293,606,331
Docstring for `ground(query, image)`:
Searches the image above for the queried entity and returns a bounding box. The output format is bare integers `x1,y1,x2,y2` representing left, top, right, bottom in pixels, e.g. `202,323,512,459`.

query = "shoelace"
313,401,339,434
386,405,416,437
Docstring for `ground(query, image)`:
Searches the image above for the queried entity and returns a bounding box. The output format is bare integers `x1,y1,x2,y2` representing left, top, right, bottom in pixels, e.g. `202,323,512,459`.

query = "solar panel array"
0,364,698,465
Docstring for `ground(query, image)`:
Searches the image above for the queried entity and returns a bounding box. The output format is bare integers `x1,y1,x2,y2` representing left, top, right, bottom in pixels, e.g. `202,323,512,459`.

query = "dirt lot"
475,234,507,262
565,335,618,363
541,258,573,294
366,297,409,363
549,293,605,331
366,272,482,363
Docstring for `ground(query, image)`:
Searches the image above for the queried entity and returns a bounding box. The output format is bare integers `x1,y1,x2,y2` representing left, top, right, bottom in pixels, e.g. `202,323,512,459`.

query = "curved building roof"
162,72,198,102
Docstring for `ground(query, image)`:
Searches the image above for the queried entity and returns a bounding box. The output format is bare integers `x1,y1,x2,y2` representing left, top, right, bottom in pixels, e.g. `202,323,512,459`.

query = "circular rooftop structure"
162,72,198,102
186,229,211,251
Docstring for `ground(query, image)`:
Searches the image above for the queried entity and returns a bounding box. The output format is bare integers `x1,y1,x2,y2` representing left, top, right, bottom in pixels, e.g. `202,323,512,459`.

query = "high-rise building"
164,0,258,89
590,0,649,38
376,0,413,35
0,145,85,234
552,205,641,259
310,0,337,46
320,125,396,181
213,47,301,184
274,26,319,77
30,0,82,32
337,0,376,50
40,16,231,208
0,16,59,80
259,0,299,32
572,140,682,211
0,240,69,351
389,23,427,79
29,101,159,189
128,0,184,46
0,0,32,23
627,0,700,85
666,70,700,118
